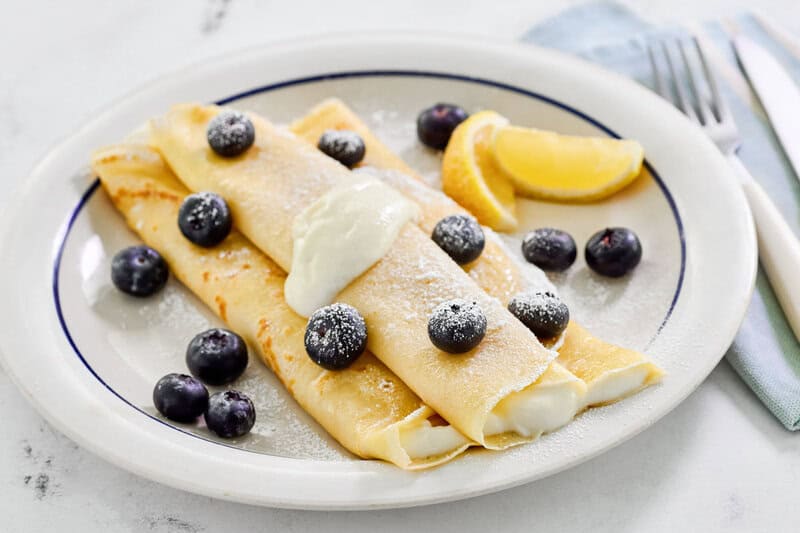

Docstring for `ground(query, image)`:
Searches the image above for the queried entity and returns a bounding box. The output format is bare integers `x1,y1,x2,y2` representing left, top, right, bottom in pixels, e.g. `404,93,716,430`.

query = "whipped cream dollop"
285,176,419,317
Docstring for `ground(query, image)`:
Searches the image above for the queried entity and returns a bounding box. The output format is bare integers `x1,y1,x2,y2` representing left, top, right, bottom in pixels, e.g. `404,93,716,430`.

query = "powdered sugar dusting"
370,108,400,125
363,104,442,181
139,284,216,332
354,166,446,210
494,231,558,296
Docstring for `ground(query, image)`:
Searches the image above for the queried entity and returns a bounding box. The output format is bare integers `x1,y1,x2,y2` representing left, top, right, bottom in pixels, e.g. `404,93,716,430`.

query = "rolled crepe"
290,98,664,408
149,104,559,448
92,144,471,469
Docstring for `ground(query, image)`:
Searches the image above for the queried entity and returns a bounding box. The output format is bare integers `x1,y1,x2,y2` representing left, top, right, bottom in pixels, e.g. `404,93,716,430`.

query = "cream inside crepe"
149,103,568,448
289,98,664,410
92,144,471,469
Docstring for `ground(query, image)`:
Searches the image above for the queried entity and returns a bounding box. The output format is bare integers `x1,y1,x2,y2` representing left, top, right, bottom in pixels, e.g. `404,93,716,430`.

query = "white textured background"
3,1,800,531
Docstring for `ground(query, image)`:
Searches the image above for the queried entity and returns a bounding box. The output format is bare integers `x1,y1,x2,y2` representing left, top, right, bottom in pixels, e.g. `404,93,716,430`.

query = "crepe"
92,144,472,469
290,98,664,407
149,103,564,448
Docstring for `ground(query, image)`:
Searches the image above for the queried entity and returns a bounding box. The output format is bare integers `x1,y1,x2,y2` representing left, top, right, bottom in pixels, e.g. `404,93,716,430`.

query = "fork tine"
678,40,712,125
647,42,670,100
693,36,726,122
649,36,740,153
661,40,698,122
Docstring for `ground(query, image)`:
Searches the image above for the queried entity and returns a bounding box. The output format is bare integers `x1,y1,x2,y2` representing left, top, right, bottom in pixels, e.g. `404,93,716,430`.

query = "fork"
649,37,800,341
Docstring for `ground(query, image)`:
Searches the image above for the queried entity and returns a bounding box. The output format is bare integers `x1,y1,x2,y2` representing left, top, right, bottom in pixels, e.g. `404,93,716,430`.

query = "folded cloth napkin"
523,1,800,430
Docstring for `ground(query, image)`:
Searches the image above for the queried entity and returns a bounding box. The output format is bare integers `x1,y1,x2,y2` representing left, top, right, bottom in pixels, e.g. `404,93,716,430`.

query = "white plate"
0,34,756,510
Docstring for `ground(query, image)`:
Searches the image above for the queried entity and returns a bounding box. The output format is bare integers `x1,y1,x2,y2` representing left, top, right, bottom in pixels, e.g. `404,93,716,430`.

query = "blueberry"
207,110,255,157
521,228,577,272
585,227,642,277
427,299,487,354
416,103,469,150
317,129,366,168
304,303,367,370
431,215,485,265
111,245,169,297
178,192,232,247
153,373,209,423
508,291,569,340
204,390,256,438
186,328,248,386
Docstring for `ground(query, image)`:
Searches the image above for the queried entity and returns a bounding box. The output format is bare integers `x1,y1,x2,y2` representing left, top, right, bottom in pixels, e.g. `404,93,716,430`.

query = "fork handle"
730,154,800,340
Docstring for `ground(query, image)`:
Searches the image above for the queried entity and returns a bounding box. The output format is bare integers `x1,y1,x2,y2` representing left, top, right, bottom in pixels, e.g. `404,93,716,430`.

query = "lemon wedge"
441,111,517,231
491,126,644,202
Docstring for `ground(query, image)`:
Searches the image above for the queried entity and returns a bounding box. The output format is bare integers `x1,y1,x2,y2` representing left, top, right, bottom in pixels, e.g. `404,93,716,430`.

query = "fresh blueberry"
508,291,569,340
178,192,232,247
206,110,255,157
304,303,367,370
431,214,485,265
416,103,469,150
153,373,209,423
427,299,487,354
585,227,642,277
111,245,169,297
317,129,366,168
204,390,256,438
186,328,248,386
521,228,577,272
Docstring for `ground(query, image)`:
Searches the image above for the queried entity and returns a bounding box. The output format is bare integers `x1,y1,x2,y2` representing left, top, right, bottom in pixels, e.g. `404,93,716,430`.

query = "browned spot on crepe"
214,295,227,322
257,317,269,339
111,186,179,204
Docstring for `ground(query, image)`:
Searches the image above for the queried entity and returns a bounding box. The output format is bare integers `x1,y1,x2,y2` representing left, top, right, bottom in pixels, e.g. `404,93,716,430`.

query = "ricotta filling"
399,419,470,459
583,364,650,407
484,379,583,437
285,176,419,317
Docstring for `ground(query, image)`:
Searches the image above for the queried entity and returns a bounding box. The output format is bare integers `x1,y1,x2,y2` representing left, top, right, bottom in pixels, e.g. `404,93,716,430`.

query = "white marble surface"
3,0,800,531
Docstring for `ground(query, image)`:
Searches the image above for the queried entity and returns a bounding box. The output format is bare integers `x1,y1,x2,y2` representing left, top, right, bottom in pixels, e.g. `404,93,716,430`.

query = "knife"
734,35,800,179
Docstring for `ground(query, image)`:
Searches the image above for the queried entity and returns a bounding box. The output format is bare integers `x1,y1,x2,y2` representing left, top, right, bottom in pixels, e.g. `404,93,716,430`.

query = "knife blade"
734,35,800,179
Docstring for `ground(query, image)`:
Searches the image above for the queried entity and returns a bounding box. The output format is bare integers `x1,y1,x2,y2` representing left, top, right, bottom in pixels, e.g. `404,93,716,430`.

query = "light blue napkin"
523,2,800,430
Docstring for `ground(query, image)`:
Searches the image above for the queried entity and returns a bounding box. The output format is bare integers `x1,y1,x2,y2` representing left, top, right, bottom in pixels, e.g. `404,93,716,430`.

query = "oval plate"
0,34,756,510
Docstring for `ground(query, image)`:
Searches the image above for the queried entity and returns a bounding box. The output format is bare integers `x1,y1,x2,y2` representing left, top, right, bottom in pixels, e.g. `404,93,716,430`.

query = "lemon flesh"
441,111,517,231
491,125,644,202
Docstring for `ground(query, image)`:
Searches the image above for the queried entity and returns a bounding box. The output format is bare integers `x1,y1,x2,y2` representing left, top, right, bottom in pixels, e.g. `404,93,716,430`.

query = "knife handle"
730,154,800,341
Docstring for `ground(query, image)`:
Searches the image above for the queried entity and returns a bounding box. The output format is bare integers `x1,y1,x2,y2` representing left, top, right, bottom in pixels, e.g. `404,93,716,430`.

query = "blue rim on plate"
53,70,686,455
